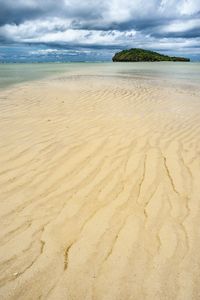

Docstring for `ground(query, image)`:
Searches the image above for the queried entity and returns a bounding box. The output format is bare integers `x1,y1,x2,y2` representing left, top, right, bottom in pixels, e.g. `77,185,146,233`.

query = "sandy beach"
0,72,200,300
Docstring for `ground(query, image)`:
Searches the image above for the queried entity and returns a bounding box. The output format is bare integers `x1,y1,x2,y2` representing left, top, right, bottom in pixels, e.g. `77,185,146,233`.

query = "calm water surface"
0,62,199,89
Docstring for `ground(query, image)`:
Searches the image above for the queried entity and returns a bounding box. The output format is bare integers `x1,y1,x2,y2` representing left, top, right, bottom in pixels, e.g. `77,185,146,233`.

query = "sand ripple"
0,75,200,299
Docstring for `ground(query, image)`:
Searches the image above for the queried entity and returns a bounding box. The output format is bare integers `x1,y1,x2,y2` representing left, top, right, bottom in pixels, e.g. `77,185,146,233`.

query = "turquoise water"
0,63,78,89
0,62,199,89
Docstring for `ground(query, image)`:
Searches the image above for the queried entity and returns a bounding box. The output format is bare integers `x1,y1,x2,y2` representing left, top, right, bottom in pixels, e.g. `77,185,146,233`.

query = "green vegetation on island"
112,48,190,62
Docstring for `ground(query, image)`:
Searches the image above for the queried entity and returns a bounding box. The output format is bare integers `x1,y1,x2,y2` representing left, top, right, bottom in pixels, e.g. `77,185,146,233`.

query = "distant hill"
112,48,190,62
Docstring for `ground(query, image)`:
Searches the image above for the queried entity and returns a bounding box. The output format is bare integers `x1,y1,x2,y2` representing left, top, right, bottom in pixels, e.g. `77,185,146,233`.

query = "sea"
0,62,200,90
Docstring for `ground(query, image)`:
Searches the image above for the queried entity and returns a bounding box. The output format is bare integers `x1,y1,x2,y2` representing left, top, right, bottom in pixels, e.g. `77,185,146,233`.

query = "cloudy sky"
0,0,199,61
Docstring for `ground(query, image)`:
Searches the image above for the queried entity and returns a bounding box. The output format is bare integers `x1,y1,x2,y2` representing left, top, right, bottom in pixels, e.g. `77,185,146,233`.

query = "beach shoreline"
0,70,200,299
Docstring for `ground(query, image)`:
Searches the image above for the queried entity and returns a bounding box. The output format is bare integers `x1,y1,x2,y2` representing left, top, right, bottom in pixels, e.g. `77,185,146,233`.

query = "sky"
0,0,199,62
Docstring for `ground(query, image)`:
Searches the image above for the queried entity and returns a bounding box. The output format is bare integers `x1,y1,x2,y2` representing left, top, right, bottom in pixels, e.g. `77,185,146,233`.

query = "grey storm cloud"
0,0,105,26
0,0,199,56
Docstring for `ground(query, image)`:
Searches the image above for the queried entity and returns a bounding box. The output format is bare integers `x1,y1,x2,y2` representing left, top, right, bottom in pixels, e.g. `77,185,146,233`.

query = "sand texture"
0,75,200,300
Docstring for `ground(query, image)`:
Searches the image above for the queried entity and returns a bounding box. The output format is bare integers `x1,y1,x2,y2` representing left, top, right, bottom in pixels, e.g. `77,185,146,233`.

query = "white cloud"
161,19,200,34
180,0,200,15
0,0,199,57
0,19,137,46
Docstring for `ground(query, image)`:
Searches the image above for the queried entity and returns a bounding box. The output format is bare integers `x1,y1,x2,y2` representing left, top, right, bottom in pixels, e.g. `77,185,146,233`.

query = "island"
112,48,190,62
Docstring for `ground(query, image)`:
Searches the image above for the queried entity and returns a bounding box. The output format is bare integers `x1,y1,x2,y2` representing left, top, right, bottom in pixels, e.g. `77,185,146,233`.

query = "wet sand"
0,74,200,299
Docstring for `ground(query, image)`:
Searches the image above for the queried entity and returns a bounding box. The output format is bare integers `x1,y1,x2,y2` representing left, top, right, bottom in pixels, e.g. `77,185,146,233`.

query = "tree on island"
112,48,190,62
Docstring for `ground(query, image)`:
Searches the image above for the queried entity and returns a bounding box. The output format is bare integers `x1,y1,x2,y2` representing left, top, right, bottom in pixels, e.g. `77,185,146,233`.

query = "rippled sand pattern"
0,75,200,300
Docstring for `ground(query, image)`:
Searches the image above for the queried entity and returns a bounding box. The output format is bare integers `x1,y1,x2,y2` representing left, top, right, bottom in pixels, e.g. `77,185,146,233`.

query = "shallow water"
0,62,199,89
